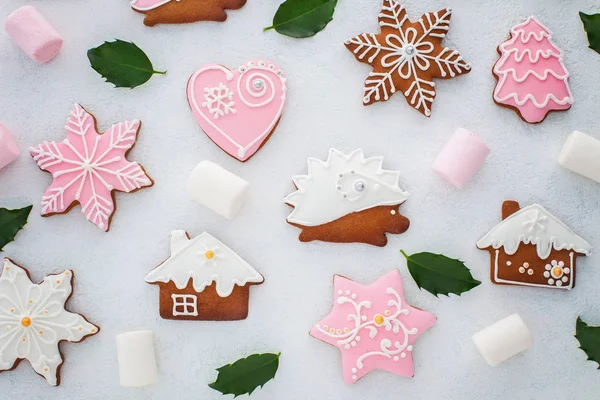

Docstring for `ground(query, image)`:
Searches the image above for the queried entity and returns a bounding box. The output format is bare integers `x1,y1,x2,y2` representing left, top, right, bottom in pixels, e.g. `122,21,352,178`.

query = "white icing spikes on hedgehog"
284,148,410,247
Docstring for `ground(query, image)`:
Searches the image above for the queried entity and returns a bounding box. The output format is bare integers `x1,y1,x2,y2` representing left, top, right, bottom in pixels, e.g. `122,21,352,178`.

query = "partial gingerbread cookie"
0,258,99,386
131,0,246,27
310,269,436,383
492,17,573,123
284,149,409,247
29,104,153,232
477,201,592,290
145,230,264,321
187,60,287,162
344,0,471,116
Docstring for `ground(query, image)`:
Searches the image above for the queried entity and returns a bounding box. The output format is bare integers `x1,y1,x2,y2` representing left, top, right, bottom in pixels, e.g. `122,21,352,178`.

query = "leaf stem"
400,249,410,260
263,26,274,32
153,70,167,75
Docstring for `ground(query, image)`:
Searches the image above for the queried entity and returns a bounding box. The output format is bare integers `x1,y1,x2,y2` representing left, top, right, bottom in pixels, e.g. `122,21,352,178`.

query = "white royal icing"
144,231,264,297
344,2,470,116
477,204,592,260
284,149,408,227
0,259,99,386
202,82,237,119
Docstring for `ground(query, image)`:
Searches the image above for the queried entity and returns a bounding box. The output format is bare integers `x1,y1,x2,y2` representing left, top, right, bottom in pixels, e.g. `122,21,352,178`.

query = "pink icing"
310,269,436,384
493,17,573,123
187,60,287,162
29,104,153,231
130,0,173,11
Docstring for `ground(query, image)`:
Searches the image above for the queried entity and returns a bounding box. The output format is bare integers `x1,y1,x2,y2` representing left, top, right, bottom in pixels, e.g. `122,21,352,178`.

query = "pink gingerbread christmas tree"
493,16,573,123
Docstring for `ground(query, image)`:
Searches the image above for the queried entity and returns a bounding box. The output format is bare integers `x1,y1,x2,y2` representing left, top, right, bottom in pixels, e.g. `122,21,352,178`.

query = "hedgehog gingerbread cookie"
131,0,246,27
284,149,410,247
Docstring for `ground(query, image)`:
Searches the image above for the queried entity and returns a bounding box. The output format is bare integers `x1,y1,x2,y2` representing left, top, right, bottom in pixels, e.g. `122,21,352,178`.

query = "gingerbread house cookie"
145,230,264,320
477,201,592,290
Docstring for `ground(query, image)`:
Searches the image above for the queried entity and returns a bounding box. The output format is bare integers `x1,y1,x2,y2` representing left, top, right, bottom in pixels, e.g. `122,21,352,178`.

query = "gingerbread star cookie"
0,259,100,386
344,0,471,116
131,0,247,27
310,269,436,383
29,104,153,232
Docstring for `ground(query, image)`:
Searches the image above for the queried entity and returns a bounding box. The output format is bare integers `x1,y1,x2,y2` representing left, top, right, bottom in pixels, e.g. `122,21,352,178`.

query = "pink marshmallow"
4,6,63,63
0,125,20,171
432,128,490,189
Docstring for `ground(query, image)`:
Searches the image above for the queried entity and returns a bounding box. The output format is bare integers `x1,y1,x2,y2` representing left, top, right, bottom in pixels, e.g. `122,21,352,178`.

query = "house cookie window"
171,294,198,316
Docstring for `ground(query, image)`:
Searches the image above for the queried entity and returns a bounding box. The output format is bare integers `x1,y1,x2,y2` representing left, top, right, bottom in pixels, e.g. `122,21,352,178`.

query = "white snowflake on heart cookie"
203,82,237,119
29,104,153,231
344,0,471,116
0,258,99,386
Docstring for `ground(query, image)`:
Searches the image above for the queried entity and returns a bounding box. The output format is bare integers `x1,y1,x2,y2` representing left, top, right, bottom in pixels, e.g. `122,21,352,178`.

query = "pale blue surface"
0,0,599,399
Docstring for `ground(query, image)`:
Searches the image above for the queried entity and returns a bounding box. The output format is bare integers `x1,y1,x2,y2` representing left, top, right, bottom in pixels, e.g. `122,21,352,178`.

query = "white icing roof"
145,231,263,297
477,204,592,259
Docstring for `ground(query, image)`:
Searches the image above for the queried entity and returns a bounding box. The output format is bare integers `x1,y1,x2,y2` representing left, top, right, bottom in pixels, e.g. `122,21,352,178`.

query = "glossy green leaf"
580,12,600,55
264,0,338,39
401,250,481,297
0,205,33,251
87,39,165,88
209,353,280,397
575,317,600,369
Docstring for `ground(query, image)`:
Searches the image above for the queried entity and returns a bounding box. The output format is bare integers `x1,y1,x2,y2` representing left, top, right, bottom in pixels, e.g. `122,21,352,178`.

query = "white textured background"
0,0,599,399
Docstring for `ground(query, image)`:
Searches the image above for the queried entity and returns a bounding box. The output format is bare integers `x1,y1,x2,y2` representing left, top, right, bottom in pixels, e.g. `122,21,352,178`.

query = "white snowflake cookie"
0,258,99,386
344,0,470,116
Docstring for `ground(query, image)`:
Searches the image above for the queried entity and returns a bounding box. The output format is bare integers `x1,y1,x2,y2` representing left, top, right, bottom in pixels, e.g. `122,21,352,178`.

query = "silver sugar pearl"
354,181,365,192
253,79,265,89
404,45,416,55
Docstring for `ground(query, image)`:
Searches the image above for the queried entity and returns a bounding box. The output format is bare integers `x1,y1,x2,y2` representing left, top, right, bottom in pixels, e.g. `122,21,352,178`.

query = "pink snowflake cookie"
310,269,436,383
493,16,573,123
29,104,153,231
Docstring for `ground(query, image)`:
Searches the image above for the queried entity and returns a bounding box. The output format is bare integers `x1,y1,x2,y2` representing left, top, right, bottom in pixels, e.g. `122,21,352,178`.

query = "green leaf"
264,0,338,39
87,39,166,89
209,353,280,397
400,250,481,297
0,205,33,251
580,12,600,55
575,316,600,369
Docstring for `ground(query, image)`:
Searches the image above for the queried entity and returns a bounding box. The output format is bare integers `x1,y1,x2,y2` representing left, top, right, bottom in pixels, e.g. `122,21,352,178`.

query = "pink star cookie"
30,104,153,231
310,269,436,383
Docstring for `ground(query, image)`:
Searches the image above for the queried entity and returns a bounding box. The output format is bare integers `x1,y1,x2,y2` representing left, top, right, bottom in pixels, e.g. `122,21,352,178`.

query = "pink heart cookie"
187,60,287,162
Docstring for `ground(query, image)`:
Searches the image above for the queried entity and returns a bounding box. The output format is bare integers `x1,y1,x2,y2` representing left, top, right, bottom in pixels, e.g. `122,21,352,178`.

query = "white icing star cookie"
0,258,99,386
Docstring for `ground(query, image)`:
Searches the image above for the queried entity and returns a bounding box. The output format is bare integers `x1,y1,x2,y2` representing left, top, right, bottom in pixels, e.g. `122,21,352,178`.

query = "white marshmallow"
4,6,63,63
116,330,158,387
188,160,250,219
472,314,532,367
558,131,600,184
